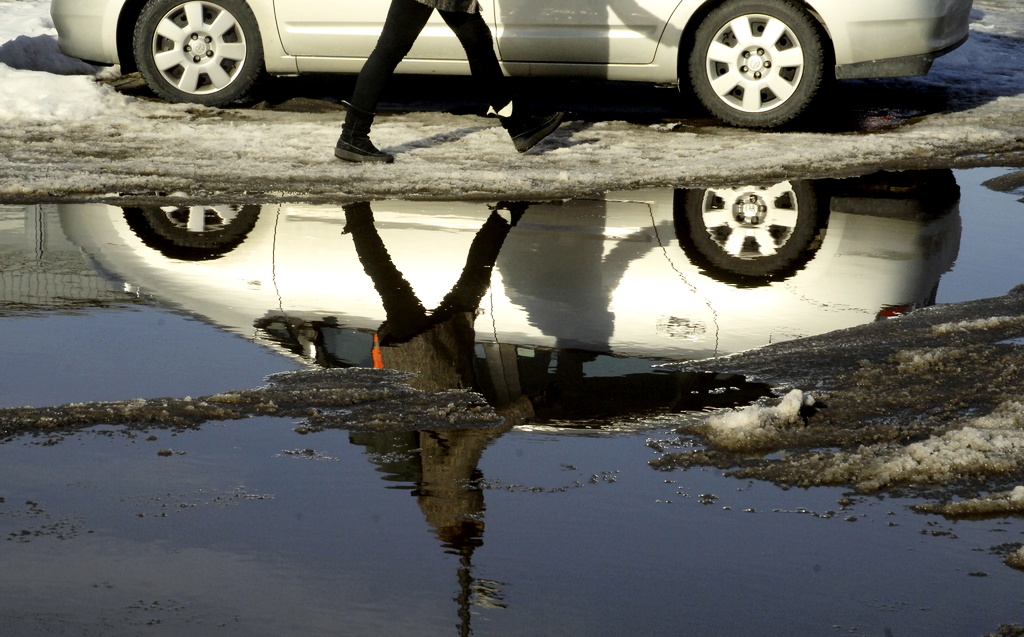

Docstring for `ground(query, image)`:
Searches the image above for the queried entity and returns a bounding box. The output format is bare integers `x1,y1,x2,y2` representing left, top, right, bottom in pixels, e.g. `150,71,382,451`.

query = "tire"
688,0,826,128
123,204,261,260
674,181,823,284
134,0,264,106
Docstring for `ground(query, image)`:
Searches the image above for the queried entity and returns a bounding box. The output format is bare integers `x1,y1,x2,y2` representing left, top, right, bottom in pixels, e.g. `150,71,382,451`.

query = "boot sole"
513,112,565,153
334,145,395,164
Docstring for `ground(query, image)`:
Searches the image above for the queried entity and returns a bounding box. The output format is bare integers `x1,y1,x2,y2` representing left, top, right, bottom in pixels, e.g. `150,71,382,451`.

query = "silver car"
50,0,974,127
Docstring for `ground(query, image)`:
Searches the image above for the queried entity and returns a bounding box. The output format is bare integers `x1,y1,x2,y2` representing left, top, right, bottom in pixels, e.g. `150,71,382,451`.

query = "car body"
50,0,974,127
52,171,960,366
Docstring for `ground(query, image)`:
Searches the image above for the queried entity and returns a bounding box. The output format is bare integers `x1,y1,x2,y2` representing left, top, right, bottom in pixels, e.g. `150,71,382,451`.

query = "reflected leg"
342,201,431,341
435,211,517,317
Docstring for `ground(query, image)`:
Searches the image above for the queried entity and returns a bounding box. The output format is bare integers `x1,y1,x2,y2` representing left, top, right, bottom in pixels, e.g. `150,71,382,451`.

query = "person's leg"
438,10,511,112
441,9,564,153
351,0,434,111
336,0,433,163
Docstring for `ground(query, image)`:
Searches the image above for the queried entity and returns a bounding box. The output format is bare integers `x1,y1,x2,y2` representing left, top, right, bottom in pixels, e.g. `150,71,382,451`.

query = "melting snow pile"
655,287,1024,515
916,485,1024,518
3,1,1024,199
0,368,501,438
685,392,1024,494
699,389,816,451
1005,546,1024,571
915,483,1024,571
931,316,1024,335
799,400,1024,492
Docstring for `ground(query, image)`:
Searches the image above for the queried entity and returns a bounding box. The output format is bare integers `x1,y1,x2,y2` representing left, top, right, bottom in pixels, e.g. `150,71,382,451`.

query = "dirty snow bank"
932,315,1024,335
0,367,501,439
0,1,1023,200
0,65,129,120
780,404,1024,493
653,286,1024,502
916,485,1024,518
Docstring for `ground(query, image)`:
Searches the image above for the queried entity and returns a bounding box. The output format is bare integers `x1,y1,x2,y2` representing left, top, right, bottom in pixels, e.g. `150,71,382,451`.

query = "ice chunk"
931,316,1024,334
1005,546,1024,571
700,389,813,452
915,485,1024,518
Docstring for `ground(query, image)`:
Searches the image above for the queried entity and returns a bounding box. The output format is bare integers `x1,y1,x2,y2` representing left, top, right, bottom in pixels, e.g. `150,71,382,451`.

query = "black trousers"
349,0,512,113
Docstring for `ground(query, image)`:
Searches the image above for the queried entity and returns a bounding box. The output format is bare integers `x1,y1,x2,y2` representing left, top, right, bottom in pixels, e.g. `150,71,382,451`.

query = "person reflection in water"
344,200,529,634
343,200,526,398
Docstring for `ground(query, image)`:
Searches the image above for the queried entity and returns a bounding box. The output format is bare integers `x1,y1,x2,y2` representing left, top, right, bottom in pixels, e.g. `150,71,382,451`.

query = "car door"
273,0,467,60
492,0,677,65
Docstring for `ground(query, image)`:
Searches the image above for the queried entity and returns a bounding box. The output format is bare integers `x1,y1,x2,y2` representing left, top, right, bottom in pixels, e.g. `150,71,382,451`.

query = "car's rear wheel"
688,0,826,128
674,181,822,282
134,0,264,106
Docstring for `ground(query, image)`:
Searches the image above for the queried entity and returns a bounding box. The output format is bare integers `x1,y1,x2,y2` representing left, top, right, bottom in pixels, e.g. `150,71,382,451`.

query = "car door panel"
274,0,467,60
493,0,677,65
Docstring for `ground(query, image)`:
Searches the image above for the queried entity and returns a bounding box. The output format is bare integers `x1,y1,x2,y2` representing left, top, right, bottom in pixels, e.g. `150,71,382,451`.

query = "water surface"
2,168,1024,635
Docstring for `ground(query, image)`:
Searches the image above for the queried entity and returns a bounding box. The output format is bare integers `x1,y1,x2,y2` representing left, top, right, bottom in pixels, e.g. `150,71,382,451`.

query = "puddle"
2,168,1024,634
2,169,971,411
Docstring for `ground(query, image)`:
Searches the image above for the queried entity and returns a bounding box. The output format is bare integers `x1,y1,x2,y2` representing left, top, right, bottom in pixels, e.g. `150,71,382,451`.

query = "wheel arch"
674,0,720,81
115,0,149,74
114,0,294,77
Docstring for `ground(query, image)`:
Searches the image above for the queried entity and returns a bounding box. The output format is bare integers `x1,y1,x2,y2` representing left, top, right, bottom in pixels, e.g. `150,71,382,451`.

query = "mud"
0,367,499,440
653,284,1024,502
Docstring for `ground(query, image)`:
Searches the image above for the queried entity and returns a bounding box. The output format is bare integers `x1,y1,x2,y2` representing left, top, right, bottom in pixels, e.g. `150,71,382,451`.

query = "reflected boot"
335,101,394,164
495,102,565,153
490,201,529,226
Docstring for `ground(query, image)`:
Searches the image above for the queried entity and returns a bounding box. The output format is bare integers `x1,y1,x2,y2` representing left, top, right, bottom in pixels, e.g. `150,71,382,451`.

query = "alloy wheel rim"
704,14,805,114
150,2,247,95
700,182,801,259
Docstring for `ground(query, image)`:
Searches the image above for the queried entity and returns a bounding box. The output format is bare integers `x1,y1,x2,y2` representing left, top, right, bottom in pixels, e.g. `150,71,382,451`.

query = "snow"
0,0,1023,200
892,347,958,372
828,421,1024,493
697,397,1024,493
1005,546,1024,571
932,315,1024,334
653,285,1024,509
916,485,1024,518
699,388,815,451
0,367,504,432
0,66,128,120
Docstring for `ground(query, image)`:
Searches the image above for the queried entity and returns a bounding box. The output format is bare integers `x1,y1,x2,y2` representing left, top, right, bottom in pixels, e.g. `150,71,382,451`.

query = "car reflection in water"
56,170,961,631
58,169,961,424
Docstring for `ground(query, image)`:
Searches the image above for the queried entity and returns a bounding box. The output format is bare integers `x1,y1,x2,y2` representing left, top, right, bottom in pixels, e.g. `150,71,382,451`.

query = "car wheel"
134,0,264,106
674,181,822,282
688,0,826,128
123,204,261,260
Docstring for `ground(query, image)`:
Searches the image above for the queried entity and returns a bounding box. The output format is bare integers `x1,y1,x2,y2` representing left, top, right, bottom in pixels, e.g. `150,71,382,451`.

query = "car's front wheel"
688,0,826,128
123,204,261,260
134,0,264,106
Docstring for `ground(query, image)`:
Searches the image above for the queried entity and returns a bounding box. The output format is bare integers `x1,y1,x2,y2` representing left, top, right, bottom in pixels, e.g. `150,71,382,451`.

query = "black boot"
498,105,565,153
335,101,394,163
